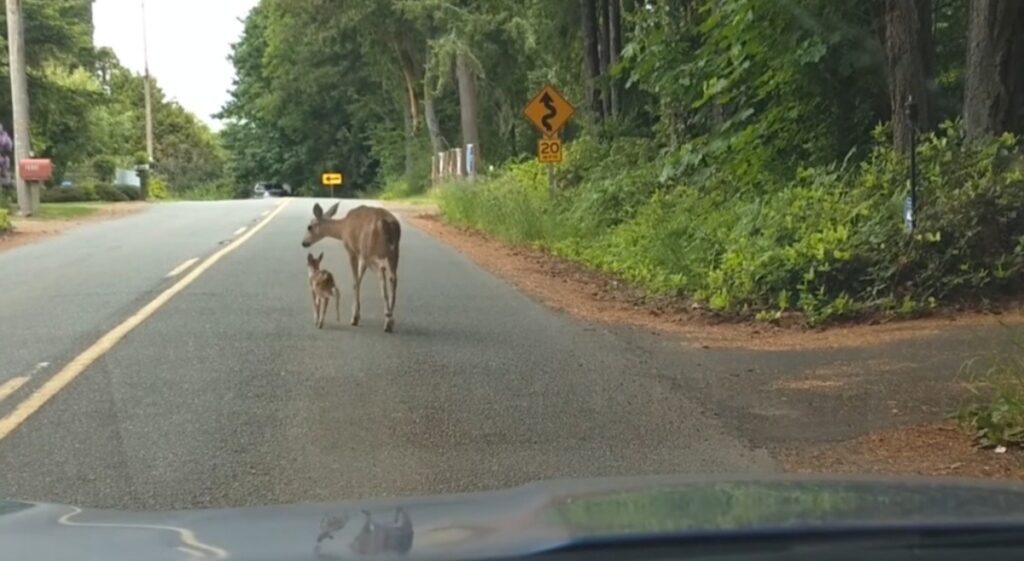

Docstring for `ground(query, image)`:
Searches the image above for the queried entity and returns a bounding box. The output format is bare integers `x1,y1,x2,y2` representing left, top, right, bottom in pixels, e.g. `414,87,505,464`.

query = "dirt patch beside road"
786,421,1024,481
404,212,1024,352
0,202,146,253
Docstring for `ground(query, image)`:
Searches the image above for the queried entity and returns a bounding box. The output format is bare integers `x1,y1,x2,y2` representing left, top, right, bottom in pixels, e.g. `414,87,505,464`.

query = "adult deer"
301,202,401,332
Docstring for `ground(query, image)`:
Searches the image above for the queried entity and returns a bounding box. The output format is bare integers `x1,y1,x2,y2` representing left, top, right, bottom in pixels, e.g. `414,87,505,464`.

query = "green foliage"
147,177,170,201
175,180,238,201
40,186,96,203
93,183,129,202
378,179,420,201
115,185,142,201
959,331,1024,447
0,208,10,232
443,125,1024,324
90,155,118,182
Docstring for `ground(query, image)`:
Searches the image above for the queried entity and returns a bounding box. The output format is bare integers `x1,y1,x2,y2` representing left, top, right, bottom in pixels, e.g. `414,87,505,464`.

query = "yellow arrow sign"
523,85,574,136
321,172,344,187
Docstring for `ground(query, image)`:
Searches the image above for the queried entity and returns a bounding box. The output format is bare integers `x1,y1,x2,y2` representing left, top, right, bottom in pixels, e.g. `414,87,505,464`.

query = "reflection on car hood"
4,475,1024,561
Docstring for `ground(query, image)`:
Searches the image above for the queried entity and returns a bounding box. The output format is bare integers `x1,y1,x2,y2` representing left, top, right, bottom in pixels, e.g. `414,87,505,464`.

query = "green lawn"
35,202,103,220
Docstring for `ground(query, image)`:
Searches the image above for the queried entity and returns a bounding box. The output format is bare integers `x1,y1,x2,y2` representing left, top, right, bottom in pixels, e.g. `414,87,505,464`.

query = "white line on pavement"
0,377,29,404
233,226,248,236
165,257,199,278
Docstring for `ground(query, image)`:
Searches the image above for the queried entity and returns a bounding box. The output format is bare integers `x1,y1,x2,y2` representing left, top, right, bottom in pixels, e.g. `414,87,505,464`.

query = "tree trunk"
598,0,611,119
423,82,444,155
1011,7,1024,132
402,93,414,180
963,0,1024,141
455,51,480,177
885,0,934,153
608,0,622,117
580,0,603,120
393,43,420,133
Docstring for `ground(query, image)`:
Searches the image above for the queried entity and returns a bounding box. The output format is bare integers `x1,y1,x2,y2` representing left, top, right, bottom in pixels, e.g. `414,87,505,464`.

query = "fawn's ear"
307,253,315,264
325,202,340,218
317,252,324,263
313,203,323,219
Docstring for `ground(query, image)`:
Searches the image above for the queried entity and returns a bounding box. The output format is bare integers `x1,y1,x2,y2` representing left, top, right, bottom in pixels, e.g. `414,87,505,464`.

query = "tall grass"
959,329,1024,447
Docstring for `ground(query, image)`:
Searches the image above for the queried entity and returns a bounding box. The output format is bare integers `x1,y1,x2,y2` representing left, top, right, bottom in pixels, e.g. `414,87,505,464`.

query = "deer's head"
301,202,339,247
307,252,324,273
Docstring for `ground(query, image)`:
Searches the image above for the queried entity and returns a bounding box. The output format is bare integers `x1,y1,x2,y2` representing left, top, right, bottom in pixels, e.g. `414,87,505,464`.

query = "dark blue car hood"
4,475,1024,561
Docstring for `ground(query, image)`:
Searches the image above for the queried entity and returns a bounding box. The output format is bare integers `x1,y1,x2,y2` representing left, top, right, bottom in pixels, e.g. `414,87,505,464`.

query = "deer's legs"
379,267,394,332
317,295,328,329
311,290,319,326
351,256,367,326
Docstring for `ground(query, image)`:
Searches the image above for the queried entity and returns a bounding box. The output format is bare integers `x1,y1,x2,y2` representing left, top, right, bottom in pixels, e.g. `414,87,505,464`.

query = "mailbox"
19,158,53,182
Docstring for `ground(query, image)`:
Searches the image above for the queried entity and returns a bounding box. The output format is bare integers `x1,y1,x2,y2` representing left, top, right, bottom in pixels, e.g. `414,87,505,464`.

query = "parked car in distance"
253,182,291,198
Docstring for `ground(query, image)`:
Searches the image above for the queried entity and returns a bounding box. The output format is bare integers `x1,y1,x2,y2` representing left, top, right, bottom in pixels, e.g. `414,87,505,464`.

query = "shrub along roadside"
959,330,1024,448
439,125,1024,325
0,208,10,233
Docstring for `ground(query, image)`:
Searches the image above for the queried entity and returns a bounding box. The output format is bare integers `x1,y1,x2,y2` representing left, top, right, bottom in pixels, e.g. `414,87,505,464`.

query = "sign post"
905,96,918,234
321,171,344,198
523,85,574,199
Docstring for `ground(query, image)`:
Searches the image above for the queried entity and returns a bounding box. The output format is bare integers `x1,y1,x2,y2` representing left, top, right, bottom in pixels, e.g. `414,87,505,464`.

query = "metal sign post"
905,96,918,234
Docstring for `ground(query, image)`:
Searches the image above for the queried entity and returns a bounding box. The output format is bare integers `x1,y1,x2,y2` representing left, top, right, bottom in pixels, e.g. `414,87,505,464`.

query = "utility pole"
6,0,37,216
142,0,154,163
140,0,154,199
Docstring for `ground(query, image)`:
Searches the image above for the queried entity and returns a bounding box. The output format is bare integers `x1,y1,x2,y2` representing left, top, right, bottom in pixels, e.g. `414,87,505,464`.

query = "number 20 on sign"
537,138,563,163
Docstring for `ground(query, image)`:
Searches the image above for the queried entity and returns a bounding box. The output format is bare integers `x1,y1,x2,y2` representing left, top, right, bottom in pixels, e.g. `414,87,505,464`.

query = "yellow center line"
0,377,29,404
0,200,291,442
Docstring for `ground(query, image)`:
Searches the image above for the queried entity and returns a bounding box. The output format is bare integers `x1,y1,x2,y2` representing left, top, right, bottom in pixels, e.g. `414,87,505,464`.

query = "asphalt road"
0,199,780,510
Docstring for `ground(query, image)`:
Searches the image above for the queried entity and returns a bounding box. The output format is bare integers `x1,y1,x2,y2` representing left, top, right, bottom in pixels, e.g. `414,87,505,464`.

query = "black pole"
905,96,918,233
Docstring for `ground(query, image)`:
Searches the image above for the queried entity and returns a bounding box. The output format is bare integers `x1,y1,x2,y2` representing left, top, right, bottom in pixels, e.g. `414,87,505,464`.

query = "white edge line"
165,257,199,278
233,226,248,236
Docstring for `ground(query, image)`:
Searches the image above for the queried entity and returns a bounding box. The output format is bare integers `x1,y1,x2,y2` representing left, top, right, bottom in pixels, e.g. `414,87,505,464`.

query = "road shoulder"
0,202,147,253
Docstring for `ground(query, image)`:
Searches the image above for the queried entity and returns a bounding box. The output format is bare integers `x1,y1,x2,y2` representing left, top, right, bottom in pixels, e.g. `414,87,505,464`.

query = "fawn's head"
301,202,340,247
307,252,325,273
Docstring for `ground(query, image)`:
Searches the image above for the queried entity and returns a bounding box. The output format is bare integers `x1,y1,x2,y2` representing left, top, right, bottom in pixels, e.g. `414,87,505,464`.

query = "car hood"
5,475,1024,561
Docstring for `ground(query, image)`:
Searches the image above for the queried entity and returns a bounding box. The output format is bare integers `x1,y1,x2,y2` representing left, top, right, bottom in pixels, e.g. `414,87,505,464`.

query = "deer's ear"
307,253,315,264
317,252,324,263
325,202,340,218
313,203,323,219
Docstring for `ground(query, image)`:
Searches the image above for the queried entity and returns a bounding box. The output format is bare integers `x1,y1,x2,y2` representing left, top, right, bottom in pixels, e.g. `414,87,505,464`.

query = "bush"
440,123,1024,324
959,331,1024,447
115,185,142,201
0,207,10,232
176,180,236,200
94,183,129,202
378,178,419,200
91,155,118,182
40,185,97,203
147,176,170,200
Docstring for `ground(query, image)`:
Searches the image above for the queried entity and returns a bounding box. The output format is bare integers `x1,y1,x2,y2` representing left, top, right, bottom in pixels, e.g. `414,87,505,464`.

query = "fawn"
307,252,340,329
301,202,401,332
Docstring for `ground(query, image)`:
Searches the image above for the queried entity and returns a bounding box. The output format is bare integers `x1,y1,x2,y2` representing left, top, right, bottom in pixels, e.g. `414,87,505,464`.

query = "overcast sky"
92,0,259,131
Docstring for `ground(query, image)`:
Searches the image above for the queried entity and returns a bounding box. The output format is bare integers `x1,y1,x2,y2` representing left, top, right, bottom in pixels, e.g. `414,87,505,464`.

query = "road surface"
0,199,785,510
